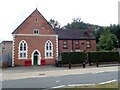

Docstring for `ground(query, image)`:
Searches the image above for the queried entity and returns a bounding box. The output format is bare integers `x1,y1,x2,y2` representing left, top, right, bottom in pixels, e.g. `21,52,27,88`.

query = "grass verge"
51,81,119,90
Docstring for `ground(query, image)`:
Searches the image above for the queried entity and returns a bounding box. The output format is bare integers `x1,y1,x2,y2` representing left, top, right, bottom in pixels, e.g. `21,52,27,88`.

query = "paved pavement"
1,64,119,81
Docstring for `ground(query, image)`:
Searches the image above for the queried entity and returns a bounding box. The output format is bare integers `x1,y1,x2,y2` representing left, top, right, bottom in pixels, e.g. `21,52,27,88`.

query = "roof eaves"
1,41,13,43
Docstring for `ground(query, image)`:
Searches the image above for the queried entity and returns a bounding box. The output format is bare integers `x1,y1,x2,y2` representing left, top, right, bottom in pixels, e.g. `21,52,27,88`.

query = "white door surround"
31,49,41,65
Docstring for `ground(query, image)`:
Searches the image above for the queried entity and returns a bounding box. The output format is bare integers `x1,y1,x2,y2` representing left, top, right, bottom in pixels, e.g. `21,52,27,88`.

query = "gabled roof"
1,41,13,43
12,8,53,34
54,28,96,40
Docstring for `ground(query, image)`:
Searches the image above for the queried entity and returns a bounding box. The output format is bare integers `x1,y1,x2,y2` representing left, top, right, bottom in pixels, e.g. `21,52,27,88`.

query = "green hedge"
88,51,119,63
61,51,119,64
61,52,86,64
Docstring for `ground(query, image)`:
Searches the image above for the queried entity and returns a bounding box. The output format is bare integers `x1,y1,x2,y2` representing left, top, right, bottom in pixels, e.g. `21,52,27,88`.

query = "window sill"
18,58,28,60
86,47,91,48
34,34,39,36
45,57,53,59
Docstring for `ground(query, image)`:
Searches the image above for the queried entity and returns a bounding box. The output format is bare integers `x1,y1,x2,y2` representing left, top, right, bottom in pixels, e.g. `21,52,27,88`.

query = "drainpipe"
72,40,74,51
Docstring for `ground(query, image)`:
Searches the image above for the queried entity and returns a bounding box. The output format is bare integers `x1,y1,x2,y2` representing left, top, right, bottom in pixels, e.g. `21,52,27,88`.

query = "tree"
93,26,104,43
98,28,118,50
108,24,120,46
64,18,89,29
92,24,120,44
49,19,60,29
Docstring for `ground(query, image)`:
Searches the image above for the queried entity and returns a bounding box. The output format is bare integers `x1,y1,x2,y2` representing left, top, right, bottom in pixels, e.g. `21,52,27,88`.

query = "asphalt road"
2,71,118,89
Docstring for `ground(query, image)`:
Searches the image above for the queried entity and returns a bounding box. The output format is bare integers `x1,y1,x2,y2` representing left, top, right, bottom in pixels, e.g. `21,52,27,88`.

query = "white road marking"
92,71,104,74
68,84,95,87
99,79,117,84
52,85,66,88
56,80,60,82
68,79,117,87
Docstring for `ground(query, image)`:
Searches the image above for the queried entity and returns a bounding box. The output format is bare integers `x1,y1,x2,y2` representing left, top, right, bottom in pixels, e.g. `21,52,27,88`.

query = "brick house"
0,41,12,67
55,28,96,53
12,9,96,66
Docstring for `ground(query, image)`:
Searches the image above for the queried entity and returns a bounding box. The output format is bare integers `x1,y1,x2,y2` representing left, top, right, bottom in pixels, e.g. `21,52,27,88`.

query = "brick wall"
58,40,96,53
14,36,57,66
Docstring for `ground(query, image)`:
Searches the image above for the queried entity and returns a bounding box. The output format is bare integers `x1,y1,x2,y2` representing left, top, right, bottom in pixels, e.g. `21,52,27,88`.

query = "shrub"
88,51,119,63
61,52,86,64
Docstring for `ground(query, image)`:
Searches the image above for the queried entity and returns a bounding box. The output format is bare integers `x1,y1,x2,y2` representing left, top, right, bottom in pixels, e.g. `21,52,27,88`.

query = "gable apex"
12,9,53,34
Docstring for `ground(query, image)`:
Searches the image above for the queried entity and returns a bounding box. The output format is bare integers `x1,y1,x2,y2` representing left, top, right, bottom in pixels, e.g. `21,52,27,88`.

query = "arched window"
18,40,28,59
35,17,38,23
45,40,53,58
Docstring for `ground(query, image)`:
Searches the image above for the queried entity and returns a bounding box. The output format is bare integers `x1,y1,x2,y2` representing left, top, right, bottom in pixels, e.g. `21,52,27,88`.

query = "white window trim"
63,40,68,49
18,40,28,59
19,51,27,59
33,29,39,35
86,44,91,48
35,17,38,23
44,40,53,59
86,41,90,44
86,41,91,48
45,56,53,59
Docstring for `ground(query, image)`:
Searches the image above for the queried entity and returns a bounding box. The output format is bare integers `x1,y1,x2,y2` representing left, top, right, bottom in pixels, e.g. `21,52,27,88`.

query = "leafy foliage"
64,18,89,29
49,19,60,28
88,51,119,63
98,28,118,50
108,24,120,45
61,51,119,65
61,52,86,64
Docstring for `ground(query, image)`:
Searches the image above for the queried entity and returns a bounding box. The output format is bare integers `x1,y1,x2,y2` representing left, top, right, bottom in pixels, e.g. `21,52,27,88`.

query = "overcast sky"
0,0,119,42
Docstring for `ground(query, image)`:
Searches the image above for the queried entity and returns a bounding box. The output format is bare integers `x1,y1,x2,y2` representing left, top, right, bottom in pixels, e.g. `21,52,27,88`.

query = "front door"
33,51,39,65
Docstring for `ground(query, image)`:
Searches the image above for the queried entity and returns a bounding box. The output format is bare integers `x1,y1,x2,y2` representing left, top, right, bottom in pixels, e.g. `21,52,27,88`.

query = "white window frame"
18,40,28,59
63,40,68,49
33,29,39,35
86,41,91,48
35,17,38,23
45,40,53,59
75,41,79,49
